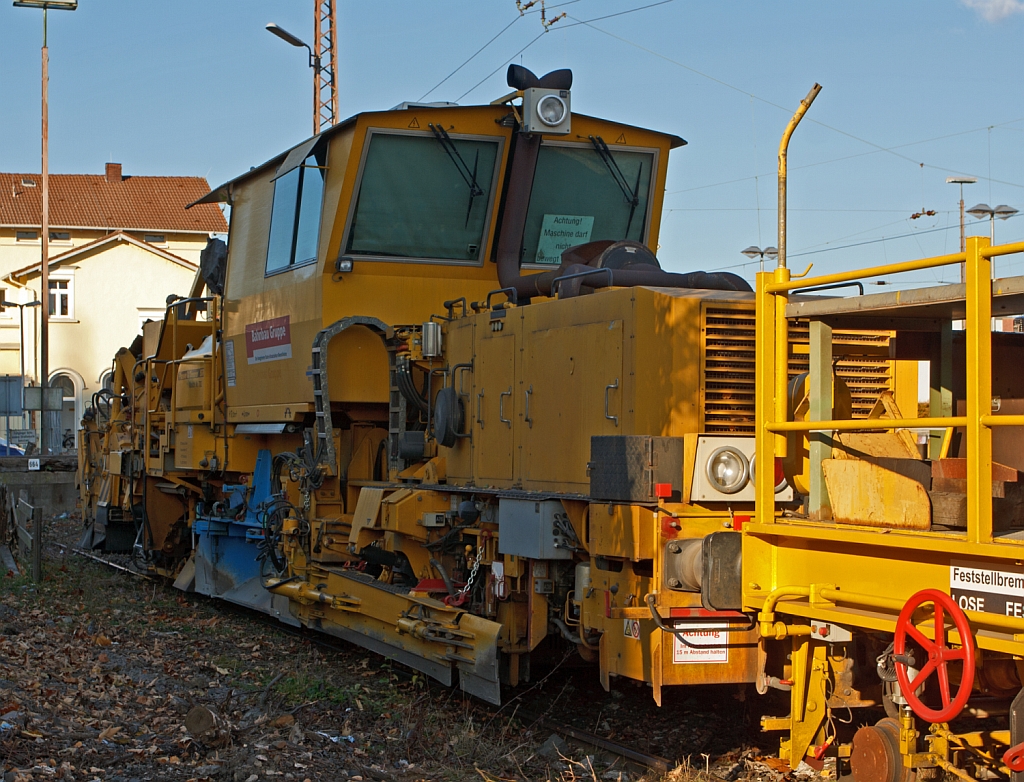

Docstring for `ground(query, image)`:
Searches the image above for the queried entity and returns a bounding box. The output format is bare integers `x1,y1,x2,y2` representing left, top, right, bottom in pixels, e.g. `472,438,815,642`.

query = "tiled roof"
0,167,228,234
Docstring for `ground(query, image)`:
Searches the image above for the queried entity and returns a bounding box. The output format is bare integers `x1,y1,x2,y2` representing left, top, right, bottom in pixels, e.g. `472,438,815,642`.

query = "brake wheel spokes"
893,588,975,723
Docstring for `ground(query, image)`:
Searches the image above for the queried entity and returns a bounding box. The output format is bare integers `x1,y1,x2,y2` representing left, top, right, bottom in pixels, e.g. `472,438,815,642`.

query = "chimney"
105,162,122,183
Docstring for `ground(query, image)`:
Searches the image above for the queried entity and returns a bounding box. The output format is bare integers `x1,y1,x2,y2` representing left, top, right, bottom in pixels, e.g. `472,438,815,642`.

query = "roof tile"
0,168,228,234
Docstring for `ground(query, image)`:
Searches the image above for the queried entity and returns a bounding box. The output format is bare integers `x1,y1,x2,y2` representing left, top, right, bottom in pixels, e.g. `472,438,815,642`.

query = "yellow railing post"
965,235,993,544
774,266,791,460
756,271,778,524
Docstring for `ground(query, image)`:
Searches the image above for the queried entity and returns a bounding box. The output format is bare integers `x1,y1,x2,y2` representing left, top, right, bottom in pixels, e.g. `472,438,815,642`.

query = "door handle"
499,387,512,428
524,385,533,428
476,388,484,428
605,378,619,426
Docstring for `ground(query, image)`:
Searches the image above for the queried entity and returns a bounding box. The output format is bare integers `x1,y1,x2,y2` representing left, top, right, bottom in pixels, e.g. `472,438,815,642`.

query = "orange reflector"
655,483,673,498
734,515,750,531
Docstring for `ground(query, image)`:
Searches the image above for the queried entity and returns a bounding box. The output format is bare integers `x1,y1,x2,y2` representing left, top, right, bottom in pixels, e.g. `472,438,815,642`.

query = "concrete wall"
0,456,78,515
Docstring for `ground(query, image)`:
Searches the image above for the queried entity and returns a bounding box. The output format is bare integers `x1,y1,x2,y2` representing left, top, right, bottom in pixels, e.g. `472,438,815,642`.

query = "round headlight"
706,446,749,495
750,454,789,494
537,94,567,127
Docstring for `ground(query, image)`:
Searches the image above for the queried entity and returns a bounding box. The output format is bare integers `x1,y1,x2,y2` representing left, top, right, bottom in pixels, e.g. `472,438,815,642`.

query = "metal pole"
777,83,822,270
18,306,26,428
40,9,50,455
959,185,966,253
959,186,966,284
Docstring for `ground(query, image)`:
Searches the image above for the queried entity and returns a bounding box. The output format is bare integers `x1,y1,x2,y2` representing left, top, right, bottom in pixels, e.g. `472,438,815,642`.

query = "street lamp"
946,176,977,254
14,0,76,455
266,22,326,135
966,203,1020,243
741,245,778,273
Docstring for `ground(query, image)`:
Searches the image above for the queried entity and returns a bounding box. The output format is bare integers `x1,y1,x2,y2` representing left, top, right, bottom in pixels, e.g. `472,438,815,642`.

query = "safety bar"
485,287,518,309
550,267,613,298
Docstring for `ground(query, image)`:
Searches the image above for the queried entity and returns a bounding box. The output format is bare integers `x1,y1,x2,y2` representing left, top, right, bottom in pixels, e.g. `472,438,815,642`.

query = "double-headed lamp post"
14,0,77,454
966,203,1019,243
741,245,778,273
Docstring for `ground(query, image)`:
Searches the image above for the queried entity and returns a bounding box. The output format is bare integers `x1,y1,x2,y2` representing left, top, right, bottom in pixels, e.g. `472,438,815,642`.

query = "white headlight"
537,95,567,126
706,446,749,495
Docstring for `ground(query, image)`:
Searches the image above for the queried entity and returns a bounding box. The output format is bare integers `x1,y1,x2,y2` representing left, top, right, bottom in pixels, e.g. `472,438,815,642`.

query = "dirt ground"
1,513,790,782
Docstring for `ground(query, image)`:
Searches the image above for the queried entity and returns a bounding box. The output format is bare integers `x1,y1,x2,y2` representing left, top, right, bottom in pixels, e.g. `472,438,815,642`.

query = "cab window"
344,130,501,264
522,141,655,266
266,150,326,275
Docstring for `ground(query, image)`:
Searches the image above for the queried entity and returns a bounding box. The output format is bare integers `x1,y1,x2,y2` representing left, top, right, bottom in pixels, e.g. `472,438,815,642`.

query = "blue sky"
2,0,1022,286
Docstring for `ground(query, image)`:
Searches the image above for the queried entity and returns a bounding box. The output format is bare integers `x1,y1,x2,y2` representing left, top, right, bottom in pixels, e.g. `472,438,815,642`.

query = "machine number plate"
950,559,1024,616
671,623,729,664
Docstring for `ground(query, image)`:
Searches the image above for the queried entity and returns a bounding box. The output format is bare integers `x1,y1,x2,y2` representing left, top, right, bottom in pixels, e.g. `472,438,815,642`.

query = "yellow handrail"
766,416,966,433
765,251,964,293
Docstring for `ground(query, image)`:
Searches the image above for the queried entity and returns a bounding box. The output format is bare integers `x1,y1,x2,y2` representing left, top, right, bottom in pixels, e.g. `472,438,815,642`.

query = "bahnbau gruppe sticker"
245,316,292,365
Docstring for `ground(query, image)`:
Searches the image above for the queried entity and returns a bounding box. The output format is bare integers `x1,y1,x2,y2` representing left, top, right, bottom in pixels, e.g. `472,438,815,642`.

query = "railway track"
70,546,679,773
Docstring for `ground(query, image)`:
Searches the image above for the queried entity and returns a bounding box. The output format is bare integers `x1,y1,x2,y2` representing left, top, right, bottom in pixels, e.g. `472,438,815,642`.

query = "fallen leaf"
98,726,122,740
271,714,295,728
94,635,112,647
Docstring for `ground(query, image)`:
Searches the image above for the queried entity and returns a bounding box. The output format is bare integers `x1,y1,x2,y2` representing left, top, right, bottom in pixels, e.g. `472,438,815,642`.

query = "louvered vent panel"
702,305,894,433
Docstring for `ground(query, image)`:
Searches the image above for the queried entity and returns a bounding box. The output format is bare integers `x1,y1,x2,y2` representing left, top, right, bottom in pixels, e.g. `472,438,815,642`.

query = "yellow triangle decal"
408,117,420,128
614,133,627,144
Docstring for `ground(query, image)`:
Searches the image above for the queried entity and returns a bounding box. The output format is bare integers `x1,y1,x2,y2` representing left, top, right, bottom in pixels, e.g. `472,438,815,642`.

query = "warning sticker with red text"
672,623,729,664
245,316,292,365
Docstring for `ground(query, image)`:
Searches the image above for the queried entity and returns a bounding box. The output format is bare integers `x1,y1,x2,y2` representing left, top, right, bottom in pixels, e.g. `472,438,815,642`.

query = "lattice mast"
313,0,338,134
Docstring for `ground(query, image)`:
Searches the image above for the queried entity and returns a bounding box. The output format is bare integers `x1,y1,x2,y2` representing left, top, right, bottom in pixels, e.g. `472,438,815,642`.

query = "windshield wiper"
589,135,642,236
429,123,484,226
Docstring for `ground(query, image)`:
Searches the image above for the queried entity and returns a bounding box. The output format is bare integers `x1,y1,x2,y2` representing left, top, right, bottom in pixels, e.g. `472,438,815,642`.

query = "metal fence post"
32,505,42,582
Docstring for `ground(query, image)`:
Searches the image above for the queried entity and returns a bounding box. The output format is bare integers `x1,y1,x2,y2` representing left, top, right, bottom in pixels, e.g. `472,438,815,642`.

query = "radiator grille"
702,306,893,434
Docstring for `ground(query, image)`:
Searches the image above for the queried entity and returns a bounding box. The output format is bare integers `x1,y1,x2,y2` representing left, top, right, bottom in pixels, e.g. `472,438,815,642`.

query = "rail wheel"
894,588,975,723
850,718,915,782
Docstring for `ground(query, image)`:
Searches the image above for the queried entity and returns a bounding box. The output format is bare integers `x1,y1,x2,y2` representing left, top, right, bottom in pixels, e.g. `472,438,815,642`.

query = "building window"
143,233,166,244
16,231,38,242
266,150,326,275
49,231,71,243
49,277,74,320
137,307,165,332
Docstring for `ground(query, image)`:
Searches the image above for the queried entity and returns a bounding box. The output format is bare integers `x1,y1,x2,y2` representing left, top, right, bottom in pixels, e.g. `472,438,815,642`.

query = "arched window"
50,372,78,452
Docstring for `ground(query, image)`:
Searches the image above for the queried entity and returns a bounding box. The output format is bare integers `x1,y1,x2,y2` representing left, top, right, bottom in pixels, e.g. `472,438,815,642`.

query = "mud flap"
457,613,502,705
172,555,196,592
78,524,96,550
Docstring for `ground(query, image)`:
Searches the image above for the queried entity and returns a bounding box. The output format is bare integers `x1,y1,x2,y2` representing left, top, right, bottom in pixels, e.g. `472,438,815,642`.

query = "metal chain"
459,545,483,598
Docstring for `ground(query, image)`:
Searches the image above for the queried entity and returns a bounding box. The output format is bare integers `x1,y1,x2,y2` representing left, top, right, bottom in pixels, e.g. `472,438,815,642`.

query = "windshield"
345,130,501,263
521,142,655,266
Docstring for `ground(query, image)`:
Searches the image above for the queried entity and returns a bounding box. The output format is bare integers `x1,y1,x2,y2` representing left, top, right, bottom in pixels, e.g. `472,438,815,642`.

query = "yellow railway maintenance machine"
749,236,1024,782
82,65,890,706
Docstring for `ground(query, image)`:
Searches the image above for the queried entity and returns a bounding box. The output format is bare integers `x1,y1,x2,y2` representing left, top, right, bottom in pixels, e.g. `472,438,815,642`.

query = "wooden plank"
824,459,931,530
0,544,18,575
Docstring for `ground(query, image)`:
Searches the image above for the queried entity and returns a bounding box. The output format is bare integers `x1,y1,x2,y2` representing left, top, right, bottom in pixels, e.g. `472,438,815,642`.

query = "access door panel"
473,330,518,485
522,320,623,491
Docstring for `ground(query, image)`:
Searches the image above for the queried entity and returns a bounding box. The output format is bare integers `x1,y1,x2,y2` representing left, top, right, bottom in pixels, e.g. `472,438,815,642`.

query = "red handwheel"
893,588,975,723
